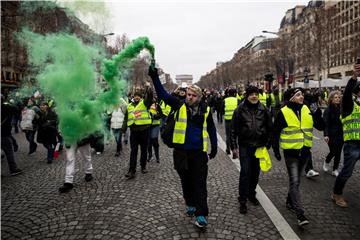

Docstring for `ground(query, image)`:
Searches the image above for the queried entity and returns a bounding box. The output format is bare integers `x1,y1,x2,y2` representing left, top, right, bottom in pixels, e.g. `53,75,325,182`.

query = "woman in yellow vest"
272,87,322,227
148,65,218,228
332,64,360,208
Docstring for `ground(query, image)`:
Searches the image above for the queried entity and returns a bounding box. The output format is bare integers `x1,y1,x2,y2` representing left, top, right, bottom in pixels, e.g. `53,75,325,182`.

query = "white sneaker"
323,161,330,172
332,169,339,177
306,169,320,178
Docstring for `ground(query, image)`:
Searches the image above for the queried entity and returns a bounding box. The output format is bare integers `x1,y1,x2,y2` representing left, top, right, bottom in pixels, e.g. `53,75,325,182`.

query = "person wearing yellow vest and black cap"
230,85,272,215
272,87,323,227
148,65,217,229
220,88,240,157
121,87,153,179
331,62,360,208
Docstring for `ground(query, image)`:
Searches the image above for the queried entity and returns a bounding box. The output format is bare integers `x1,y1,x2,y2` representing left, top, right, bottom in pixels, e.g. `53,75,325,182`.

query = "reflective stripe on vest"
224,97,238,120
172,104,210,152
342,101,360,141
280,105,313,149
127,100,152,127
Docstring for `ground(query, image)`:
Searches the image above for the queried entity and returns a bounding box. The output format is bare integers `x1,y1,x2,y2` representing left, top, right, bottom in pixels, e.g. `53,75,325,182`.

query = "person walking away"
272,87,322,226
323,90,343,176
230,86,272,215
121,87,153,179
331,62,360,208
221,88,240,157
148,65,217,228
59,135,94,193
20,98,39,155
36,101,58,164
1,95,22,176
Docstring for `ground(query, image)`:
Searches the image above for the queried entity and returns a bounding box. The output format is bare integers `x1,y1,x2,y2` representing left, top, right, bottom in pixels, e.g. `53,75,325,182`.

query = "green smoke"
17,29,155,144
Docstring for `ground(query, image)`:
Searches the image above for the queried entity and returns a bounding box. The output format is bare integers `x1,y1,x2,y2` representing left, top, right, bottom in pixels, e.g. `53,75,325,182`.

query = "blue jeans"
238,146,260,203
284,150,310,216
112,128,122,145
333,141,360,195
43,143,54,161
24,130,37,152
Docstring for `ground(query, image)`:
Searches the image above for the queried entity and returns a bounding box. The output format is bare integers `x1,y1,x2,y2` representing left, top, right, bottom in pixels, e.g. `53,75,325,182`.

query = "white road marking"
217,133,300,240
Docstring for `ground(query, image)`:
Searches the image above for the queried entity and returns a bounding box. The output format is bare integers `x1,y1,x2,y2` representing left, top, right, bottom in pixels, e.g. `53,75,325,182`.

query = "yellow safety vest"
127,100,152,127
224,97,238,120
160,100,171,117
236,93,244,101
270,93,282,107
280,105,313,149
342,101,360,141
259,93,267,105
150,103,161,126
172,104,210,152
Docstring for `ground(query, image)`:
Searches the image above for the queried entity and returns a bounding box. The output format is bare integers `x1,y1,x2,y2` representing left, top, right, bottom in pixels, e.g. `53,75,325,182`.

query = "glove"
148,65,159,79
274,150,281,161
208,146,218,159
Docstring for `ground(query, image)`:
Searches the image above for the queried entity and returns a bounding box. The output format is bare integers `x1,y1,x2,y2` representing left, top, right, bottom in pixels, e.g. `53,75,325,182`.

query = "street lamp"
102,32,114,37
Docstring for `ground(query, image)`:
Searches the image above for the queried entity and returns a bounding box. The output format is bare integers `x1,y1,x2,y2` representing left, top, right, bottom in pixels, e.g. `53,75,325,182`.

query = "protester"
20,98,39,155
1,95,22,176
148,99,163,163
110,99,127,157
323,90,343,176
148,65,217,228
331,63,360,208
121,87,153,179
230,85,272,214
273,87,323,226
36,101,58,164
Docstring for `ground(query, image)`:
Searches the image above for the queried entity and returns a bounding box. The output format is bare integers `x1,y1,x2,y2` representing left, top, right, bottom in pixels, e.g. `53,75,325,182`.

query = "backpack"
160,109,180,148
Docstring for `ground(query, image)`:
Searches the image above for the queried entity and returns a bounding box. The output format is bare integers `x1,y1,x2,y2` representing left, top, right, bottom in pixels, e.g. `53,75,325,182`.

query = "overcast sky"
104,0,308,82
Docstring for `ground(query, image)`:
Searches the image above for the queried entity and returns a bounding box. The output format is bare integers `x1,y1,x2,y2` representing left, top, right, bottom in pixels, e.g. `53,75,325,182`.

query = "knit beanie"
284,87,303,102
245,85,259,98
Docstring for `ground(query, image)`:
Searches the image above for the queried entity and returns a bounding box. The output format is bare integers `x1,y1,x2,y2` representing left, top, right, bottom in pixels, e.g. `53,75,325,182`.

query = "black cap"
245,85,259,98
284,87,304,102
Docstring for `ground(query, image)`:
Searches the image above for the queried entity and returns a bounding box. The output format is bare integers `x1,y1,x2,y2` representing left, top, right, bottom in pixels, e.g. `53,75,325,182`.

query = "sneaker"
141,168,148,174
332,169,339,177
10,169,23,176
248,197,260,206
306,169,319,178
323,161,330,172
331,193,348,208
156,159,160,163
194,216,207,228
186,206,196,217
125,171,135,179
47,159,53,164
297,214,309,226
96,152,101,155
239,203,247,214
59,183,74,193
85,174,93,182
226,149,231,155
232,153,238,159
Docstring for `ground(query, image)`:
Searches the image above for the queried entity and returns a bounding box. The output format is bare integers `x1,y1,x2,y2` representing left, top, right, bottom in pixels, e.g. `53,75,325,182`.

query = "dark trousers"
284,151,310,216
174,149,208,217
24,130,37,152
333,141,360,195
304,152,314,173
1,136,19,173
238,146,260,203
326,138,343,171
129,129,149,172
43,143,54,161
224,120,232,151
216,110,223,124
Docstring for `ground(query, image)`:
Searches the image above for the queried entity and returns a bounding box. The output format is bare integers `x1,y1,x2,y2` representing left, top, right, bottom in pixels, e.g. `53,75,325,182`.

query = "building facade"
175,74,193,87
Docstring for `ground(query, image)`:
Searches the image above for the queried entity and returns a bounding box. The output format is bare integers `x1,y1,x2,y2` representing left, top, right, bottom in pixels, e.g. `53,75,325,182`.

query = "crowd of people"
1,63,359,229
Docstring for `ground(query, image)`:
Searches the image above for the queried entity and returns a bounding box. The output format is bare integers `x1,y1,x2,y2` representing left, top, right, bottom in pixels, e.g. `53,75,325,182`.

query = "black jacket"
323,104,343,140
230,100,272,148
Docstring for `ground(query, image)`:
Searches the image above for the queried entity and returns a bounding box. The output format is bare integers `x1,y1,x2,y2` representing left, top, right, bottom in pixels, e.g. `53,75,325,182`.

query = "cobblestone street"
1,119,360,239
